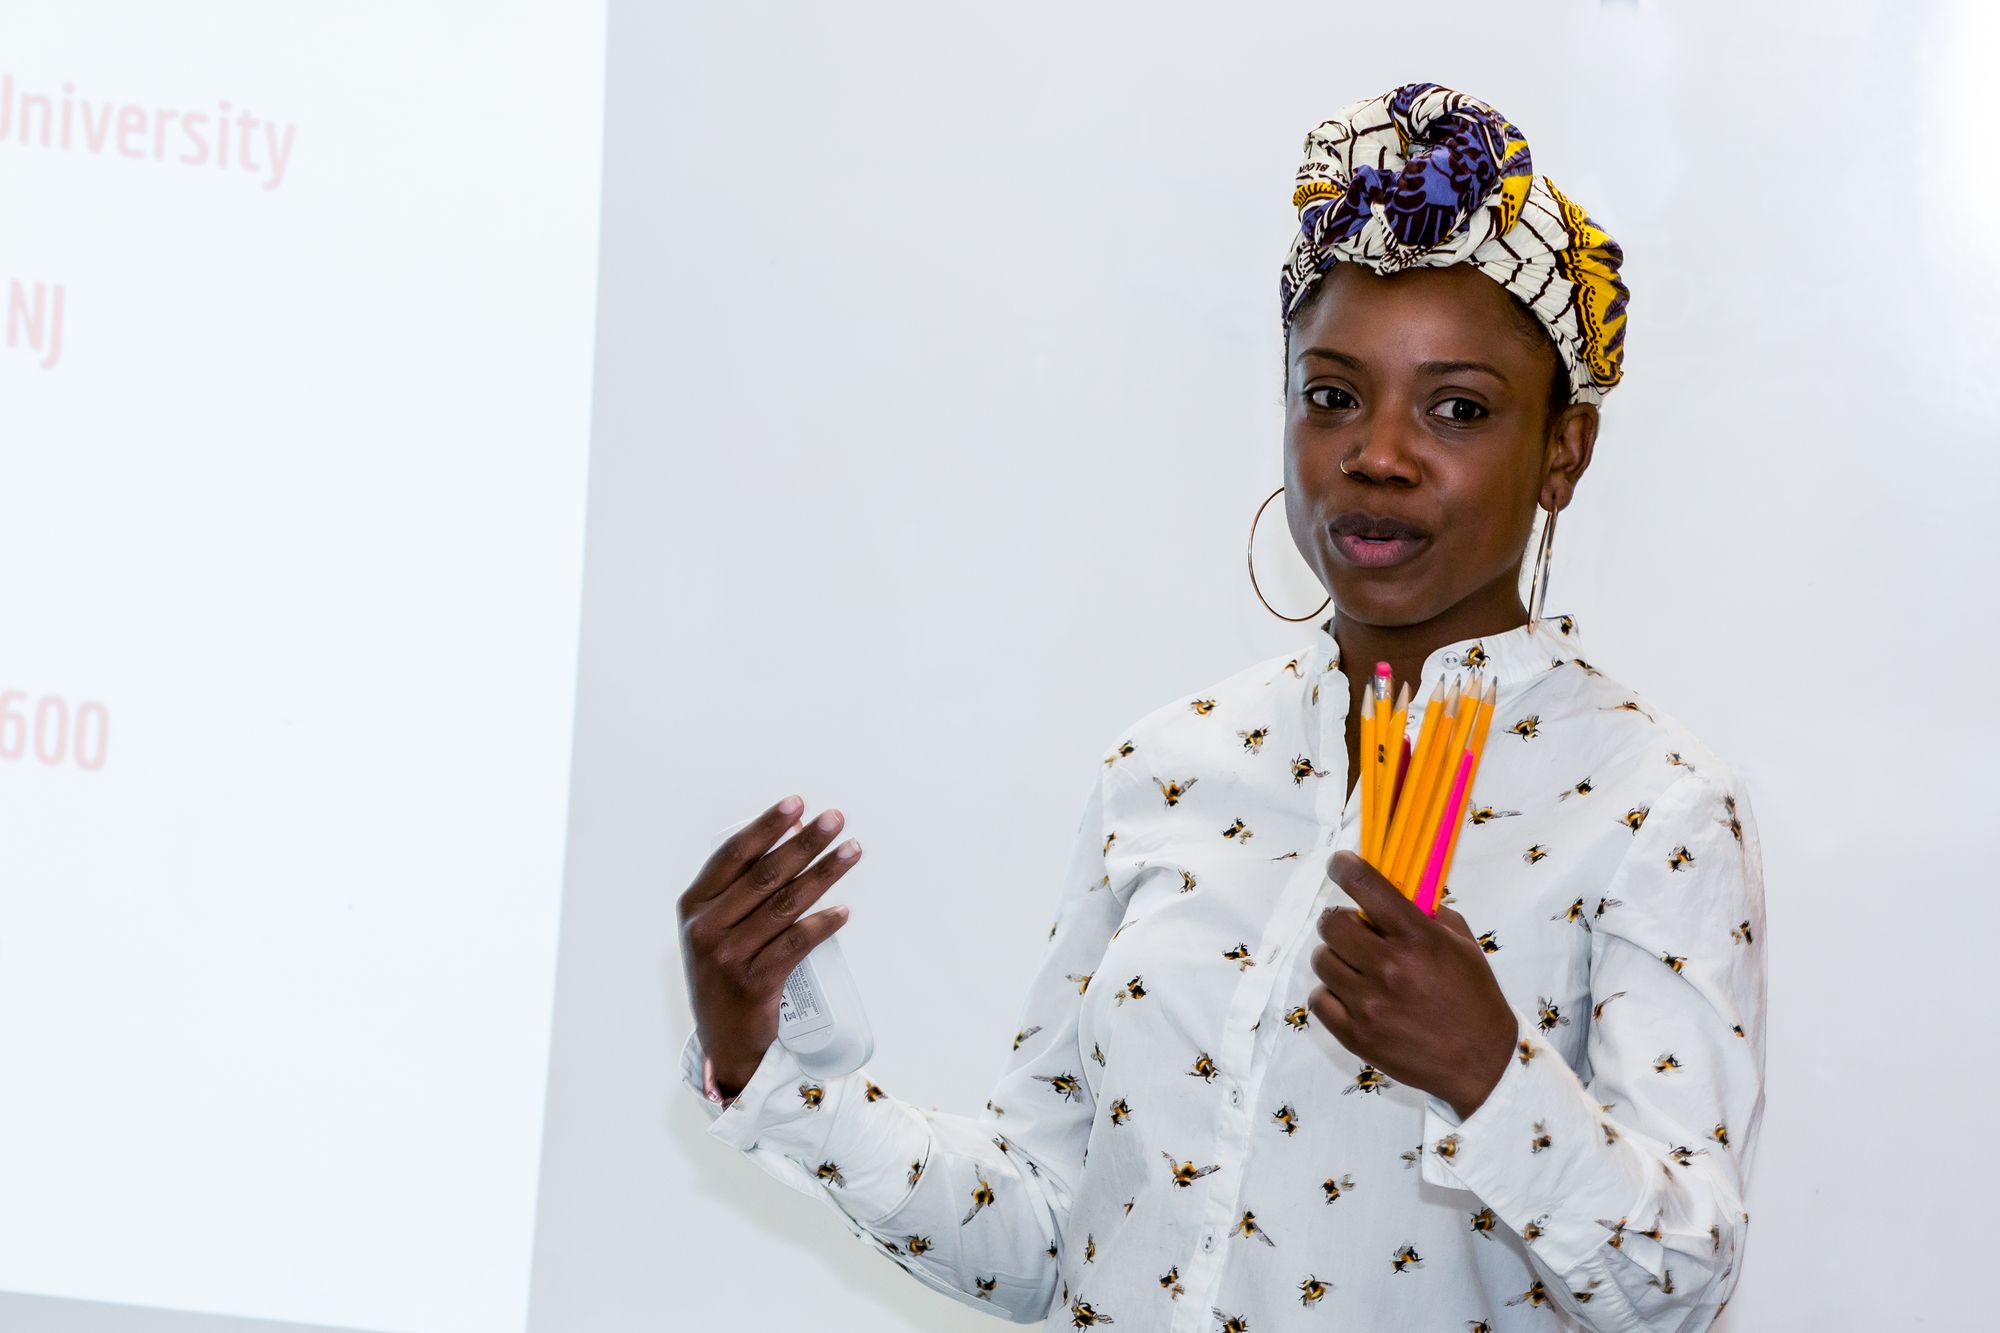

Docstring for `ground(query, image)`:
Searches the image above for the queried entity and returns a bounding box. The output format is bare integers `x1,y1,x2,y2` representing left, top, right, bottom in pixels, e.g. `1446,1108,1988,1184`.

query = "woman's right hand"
677,795,863,1097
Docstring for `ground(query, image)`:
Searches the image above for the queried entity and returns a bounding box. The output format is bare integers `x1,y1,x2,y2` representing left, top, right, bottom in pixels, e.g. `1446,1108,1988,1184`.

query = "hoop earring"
1248,485,1332,623
1527,502,1557,627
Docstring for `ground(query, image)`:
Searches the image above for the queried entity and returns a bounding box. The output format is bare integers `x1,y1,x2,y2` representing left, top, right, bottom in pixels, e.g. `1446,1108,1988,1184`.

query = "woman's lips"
1327,511,1430,569
1329,530,1429,568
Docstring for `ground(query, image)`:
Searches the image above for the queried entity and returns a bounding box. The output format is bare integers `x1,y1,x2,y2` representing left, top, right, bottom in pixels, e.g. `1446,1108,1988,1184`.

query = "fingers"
1319,904,1386,974
713,805,854,931
729,827,862,960
746,902,853,997
681,795,805,914
1327,850,1422,936
1309,939,1365,995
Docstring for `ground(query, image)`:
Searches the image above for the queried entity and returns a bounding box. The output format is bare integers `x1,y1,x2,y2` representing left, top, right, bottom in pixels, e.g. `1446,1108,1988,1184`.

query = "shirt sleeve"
676,753,1135,1322
1416,766,1768,1328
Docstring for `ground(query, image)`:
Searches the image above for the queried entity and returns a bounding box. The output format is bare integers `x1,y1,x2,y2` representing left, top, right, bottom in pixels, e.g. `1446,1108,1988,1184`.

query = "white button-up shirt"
680,612,1766,1330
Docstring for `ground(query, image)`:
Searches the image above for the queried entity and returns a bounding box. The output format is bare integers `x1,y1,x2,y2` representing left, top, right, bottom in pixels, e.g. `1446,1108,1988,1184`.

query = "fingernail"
780,795,803,816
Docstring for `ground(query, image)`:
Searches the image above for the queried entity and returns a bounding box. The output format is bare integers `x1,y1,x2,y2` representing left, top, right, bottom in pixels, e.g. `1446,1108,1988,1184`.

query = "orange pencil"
1386,677,1459,892
1359,702,1376,858
1377,678,1441,877
1366,663,1392,862
1433,678,1499,901
1393,672,1483,891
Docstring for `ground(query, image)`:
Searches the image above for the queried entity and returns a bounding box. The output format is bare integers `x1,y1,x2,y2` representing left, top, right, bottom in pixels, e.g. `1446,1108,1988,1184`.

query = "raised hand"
677,795,862,1097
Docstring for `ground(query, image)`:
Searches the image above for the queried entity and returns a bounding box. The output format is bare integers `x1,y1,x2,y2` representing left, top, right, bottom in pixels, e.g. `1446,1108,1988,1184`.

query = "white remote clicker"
709,813,875,1079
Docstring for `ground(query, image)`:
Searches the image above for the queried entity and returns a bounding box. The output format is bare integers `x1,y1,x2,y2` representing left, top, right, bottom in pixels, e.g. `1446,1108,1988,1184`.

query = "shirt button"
1201,1232,1214,1252
1228,1087,1242,1106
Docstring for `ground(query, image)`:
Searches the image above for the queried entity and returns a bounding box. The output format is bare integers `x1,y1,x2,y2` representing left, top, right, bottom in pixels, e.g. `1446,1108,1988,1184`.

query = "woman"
676,82,1765,1330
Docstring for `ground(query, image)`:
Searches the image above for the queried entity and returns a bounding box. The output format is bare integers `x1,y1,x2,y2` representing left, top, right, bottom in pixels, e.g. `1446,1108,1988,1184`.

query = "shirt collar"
1306,608,1586,709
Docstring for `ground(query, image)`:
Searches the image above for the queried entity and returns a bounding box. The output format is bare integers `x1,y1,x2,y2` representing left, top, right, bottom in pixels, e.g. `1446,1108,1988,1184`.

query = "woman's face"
1283,262,1595,633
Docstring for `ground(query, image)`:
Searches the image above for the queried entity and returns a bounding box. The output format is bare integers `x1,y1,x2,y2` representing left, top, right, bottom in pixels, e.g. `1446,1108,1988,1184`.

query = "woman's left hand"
1308,850,1518,1120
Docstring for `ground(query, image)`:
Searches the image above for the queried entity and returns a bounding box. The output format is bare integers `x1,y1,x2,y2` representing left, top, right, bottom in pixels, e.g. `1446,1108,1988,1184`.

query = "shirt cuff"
1417,1007,1646,1277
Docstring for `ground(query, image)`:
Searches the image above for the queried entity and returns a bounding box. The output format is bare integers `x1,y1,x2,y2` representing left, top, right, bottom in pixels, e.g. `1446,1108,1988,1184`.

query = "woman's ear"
1540,402,1598,511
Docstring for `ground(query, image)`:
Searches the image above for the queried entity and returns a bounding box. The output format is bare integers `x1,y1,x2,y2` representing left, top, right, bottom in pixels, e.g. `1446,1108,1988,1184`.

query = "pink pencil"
1414,748,1475,916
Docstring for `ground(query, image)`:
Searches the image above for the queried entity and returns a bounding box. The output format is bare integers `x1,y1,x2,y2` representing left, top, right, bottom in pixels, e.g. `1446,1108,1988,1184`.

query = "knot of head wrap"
1279,82,1630,407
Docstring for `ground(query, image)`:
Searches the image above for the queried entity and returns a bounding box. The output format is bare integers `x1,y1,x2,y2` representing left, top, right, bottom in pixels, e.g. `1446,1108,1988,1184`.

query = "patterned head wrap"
1280,82,1630,407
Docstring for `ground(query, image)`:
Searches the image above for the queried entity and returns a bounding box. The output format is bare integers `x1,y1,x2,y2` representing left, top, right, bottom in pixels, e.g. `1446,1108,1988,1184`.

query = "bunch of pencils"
1358,662,1499,917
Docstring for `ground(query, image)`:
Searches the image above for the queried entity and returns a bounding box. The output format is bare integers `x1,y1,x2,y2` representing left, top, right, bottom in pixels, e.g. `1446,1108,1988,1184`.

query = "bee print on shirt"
961,1175,996,1225
1621,805,1650,832
1289,753,1327,783
1605,698,1656,720
904,1234,934,1256
1592,990,1629,1021
815,1160,846,1188
1221,818,1254,843
1551,897,1588,929
1299,1275,1329,1305
1214,1312,1250,1333
1523,844,1550,864
1283,1003,1310,1030
1463,643,1490,669
1109,1098,1134,1125
1114,975,1147,1005
1068,1298,1114,1326
864,1079,886,1101
974,1275,997,1300
1189,698,1216,715
1507,1280,1552,1308
1570,657,1604,677
1720,793,1744,842
1102,830,1118,856
798,1082,824,1110
1509,714,1541,740
1668,1145,1708,1167
1400,1143,1423,1169
1222,943,1256,970
1091,1041,1106,1066
1595,896,1623,921
1661,952,1688,973
1321,1173,1356,1203
1433,1133,1461,1160
1654,1052,1683,1074
1516,1038,1538,1065
1065,971,1093,994
1154,777,1199,807
1391,1243,1424,1273
1732,920,1755,944
908,1159,924,1187
1232,1210,1277,1246
1668,844,1696,871
1178,869,1198,893
1469,1206,1498,1237
1083,1234,1096,1263
1537,996,1570,1031
1161,1151,1221,1187
1104,740,1135,766
1712,1122,1731,1148
1159,1266,1185,1299
1344,1064,1391,1095
1531,1121,1552,1153
1477,931,1502,953
1237,726,1269,753
1522,1213,1549,1243
1559,776,1595,800
1013,1025,1043,1051
1033,1072,1086,1102
1272,1104,1300,1135
1470,805,1522,824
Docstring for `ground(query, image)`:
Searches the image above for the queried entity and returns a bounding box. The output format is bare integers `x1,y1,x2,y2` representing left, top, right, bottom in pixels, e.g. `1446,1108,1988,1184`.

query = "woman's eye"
1431,397,1488,424
1305,386,1356,410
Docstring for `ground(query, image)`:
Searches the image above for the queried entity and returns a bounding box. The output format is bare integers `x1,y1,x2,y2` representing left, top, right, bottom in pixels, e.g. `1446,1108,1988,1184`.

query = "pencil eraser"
1375,661,1392,676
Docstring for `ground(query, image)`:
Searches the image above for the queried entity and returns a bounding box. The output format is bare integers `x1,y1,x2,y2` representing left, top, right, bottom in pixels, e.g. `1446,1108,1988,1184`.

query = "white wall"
532,1,1997,1330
